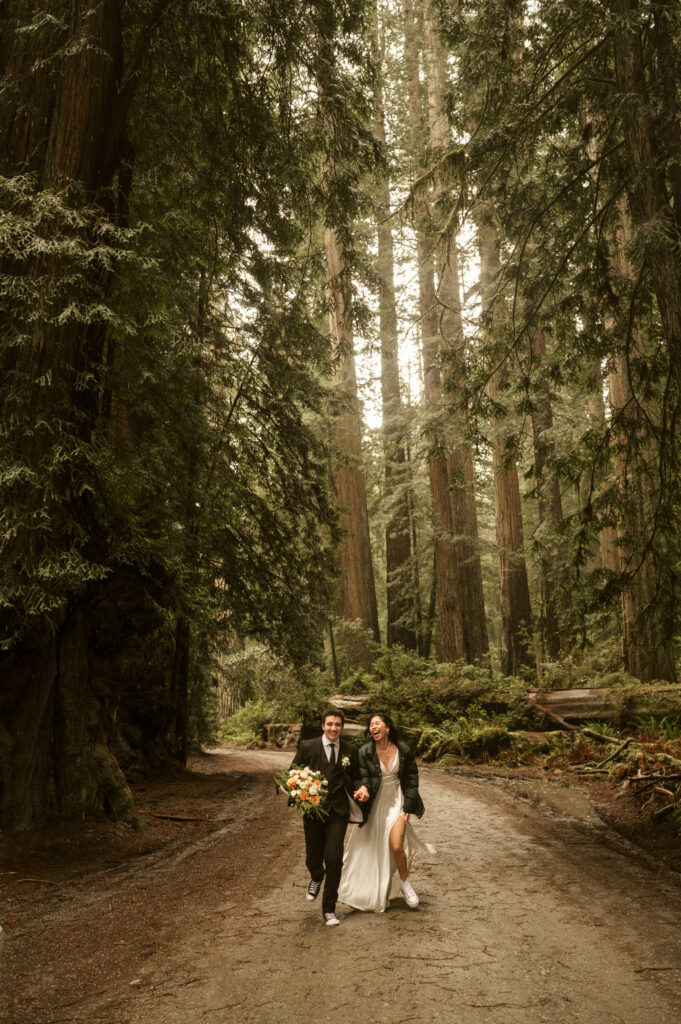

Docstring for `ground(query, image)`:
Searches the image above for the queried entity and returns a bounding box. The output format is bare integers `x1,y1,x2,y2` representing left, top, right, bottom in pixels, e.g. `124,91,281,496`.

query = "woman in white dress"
338,713,427,913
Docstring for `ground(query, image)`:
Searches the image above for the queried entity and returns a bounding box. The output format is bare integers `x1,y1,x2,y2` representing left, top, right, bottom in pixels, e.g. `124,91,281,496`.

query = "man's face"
322,715,343,743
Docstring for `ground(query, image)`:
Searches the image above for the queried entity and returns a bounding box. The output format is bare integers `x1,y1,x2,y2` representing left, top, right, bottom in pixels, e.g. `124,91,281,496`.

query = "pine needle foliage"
0,0,380,824
435,0,681,667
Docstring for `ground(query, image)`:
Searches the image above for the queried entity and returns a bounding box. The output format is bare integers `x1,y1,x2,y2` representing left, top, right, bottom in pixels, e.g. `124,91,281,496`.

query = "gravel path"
3,747,681,1024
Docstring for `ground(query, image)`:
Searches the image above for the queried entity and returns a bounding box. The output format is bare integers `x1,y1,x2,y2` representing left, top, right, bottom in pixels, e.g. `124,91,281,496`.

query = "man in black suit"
291,707,369,926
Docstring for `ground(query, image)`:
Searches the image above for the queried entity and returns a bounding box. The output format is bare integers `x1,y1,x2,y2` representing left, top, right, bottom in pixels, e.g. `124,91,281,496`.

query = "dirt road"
2,746,681,1024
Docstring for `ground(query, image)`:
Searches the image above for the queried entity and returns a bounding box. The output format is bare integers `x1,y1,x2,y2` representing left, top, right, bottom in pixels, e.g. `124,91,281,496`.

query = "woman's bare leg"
389,814,408,881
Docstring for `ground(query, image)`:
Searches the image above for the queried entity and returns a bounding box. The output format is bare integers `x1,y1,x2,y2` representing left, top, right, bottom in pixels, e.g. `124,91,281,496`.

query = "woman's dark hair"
365,712,400,745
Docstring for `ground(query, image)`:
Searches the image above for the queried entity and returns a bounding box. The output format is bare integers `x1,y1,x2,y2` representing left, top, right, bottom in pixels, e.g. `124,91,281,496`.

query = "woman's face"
369,716,390,744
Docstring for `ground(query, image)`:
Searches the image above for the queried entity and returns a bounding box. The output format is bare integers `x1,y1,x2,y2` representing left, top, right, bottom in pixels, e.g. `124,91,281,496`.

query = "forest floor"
2,746,681,1024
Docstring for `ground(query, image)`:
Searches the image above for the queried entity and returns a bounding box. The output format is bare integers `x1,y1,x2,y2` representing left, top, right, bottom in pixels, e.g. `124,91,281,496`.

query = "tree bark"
0,603,139,828
326,227,381,646
526,685,681,726
402,0,461,661
0,1,143,828
423,0,488,663
586,361,621,578
608,358,676,682
479,222,534,677
584,101,675,679
373,30,418,651
609,0,681,395
528,326,571,658
606,205,676,682
403,0,488,663
604,15,681,692
168,615,190,764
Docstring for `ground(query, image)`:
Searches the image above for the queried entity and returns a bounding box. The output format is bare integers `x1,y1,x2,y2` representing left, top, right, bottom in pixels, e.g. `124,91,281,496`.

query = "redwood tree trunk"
609,0,681,395
607,5,681,675
608,355,677,682
479,222,534,676
422,0,488,663
606,205,676,682
373,41,418,651
0,1,138,828
403,0,463,662
529,326,571,658
586,361,621,578
326,227,381,646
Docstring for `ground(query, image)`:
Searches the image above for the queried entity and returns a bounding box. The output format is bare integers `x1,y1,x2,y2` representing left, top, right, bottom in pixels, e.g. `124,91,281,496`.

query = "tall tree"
373,19,418,650
605,206,676,681
608,0,681,398
423,0,488,663
440,0,680,676
528,325,571,658
585,361,621,580
402,0,462,660
479,220,534,676
0,0,138,828
400,0,489,663
326,226,381,645
0,0,378,827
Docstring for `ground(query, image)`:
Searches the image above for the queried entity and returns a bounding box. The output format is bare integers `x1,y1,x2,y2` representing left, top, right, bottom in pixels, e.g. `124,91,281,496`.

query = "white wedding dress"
338,751,430,913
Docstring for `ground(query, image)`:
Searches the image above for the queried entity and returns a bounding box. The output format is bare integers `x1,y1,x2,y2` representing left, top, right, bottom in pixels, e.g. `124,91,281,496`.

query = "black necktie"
328,744,336,767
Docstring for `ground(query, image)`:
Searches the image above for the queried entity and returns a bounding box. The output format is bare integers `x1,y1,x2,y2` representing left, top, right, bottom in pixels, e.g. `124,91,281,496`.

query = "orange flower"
310,795,320,805
286,778,297,788
299,790,309,801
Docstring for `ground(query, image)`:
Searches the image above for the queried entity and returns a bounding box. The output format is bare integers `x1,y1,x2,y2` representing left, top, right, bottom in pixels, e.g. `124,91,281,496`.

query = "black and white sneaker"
324,912,340,926
306,879,322,901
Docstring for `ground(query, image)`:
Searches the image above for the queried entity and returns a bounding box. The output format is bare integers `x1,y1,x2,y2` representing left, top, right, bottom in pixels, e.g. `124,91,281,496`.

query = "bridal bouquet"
275,765,328,820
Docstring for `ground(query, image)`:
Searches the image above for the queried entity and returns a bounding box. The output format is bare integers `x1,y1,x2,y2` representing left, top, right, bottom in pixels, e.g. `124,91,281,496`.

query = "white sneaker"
401,879,419,907
324,912,340,926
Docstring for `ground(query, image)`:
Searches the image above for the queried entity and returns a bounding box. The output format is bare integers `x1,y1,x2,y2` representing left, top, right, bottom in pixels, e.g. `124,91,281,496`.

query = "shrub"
634,715,681,742
216,644,332,729
356,649,497,729
217,698,276,747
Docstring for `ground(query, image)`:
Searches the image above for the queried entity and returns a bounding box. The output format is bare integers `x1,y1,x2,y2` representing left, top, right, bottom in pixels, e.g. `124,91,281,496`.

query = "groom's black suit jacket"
291,736,366,823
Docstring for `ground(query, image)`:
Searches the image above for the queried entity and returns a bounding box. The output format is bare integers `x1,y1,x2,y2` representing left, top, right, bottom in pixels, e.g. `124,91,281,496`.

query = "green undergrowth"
217,643,681,835
338,648,549,762
216,642,680,770
217,698,277,747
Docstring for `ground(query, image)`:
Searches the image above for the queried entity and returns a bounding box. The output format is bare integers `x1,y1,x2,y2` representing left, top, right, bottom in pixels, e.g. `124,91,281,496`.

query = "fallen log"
526,697,616,744
525,685,681,727
525,697,577,732
329,694,372,715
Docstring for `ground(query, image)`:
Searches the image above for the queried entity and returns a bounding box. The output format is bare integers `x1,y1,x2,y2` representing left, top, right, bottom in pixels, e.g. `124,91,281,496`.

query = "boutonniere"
341,755,350,768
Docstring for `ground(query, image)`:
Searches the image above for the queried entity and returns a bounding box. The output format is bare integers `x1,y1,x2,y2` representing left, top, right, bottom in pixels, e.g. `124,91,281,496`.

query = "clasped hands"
353,785,370,802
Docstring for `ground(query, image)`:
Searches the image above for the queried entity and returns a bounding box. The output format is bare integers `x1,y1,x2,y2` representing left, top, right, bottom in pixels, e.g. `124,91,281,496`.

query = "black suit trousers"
303,811,348,914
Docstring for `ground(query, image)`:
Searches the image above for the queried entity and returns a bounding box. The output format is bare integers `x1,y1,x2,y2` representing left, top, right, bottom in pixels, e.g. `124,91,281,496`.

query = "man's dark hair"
321,707,344,725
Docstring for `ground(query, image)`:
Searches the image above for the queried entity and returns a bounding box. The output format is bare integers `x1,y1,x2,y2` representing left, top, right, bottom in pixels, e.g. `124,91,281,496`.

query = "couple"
291,707,426,926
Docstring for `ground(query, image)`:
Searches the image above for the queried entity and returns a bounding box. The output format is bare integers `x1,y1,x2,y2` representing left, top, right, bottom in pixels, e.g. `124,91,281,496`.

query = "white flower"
341,755,350,768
